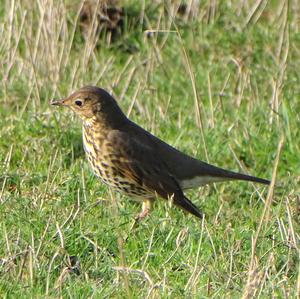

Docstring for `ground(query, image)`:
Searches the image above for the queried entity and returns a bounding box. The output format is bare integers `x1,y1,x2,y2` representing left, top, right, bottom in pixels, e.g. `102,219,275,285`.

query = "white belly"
180,176,230,189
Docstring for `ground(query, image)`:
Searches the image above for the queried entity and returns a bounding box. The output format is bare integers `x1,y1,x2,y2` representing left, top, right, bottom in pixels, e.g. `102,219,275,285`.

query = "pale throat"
82,120,106,155
82,116,97,127
82,116,110,140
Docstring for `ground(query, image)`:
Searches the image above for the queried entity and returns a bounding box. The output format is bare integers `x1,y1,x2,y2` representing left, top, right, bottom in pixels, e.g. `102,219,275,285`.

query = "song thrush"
51,86,269,219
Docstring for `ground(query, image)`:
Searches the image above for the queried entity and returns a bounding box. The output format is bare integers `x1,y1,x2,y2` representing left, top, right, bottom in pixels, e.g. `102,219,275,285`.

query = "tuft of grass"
0,0,299,297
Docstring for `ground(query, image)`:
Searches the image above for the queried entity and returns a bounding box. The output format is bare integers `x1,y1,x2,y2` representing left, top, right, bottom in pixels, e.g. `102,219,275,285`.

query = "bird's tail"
215,170,270,185
174,195,203,219
180,162,270,189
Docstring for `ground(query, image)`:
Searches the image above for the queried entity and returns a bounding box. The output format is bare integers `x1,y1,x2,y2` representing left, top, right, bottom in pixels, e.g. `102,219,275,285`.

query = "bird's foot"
129,207,150,232
137,206,151,220
125,200,153,241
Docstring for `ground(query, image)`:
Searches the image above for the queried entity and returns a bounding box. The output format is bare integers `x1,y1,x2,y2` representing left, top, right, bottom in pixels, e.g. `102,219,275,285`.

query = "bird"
51,86,270,220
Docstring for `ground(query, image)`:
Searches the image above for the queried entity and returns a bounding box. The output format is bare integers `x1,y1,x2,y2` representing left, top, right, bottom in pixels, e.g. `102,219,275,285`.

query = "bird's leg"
138,199,153,220
128,200,153,234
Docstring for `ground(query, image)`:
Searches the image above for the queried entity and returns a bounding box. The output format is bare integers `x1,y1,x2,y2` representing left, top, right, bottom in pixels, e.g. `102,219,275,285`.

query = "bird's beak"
51,98,66,106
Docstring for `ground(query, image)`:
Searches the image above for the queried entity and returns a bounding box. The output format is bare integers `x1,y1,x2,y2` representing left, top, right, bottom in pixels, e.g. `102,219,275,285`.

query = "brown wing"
107,130,202,218
123,121,270,187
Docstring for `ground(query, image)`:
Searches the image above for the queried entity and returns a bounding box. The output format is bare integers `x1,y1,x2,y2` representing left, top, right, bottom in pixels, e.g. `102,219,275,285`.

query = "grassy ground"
0,0,299,298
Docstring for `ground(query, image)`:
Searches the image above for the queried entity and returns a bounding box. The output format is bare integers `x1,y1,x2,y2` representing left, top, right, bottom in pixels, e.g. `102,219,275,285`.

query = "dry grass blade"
244,0,268,28
243,136,284,297
207,72,215,128
185,217,205,292
173,25,209,162
119,66,137,102
46,250,60,295
242,257,264,299
112,266,154,286
0,145,13,203
109,189,131,298
297,259,300,299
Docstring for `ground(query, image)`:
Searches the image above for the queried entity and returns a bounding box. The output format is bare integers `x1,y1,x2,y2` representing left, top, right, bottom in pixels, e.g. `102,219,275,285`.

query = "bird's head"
51,86,126,125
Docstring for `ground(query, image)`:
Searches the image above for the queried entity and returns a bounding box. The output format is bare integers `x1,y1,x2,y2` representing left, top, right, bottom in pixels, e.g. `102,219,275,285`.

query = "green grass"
0,0,299,298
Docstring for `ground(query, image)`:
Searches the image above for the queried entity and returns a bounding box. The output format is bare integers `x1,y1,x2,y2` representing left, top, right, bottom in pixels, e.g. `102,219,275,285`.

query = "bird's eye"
75,100,83,107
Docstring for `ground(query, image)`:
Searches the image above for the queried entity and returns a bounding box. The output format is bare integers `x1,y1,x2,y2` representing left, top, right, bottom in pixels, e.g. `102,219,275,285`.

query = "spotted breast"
82,123,151,200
